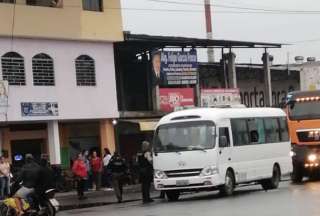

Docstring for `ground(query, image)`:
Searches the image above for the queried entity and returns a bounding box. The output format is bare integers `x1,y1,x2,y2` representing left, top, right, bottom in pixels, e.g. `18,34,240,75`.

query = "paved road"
59,181,320,216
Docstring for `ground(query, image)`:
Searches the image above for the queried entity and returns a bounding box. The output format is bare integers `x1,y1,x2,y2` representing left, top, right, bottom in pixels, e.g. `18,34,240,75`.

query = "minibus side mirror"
219,136,228,148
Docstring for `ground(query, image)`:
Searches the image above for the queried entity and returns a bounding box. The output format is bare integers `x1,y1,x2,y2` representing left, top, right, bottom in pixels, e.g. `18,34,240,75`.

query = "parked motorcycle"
0,187,59,216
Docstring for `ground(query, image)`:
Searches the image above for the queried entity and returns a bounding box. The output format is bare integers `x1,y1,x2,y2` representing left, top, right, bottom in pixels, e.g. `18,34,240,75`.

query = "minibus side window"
279,117,289,142
248,118,265,144
264,118,281,143
219,127,230,147
231,119,249,146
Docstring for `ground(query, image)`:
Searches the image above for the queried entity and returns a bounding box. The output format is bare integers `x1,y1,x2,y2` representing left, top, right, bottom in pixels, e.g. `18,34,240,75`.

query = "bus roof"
157,107,286,126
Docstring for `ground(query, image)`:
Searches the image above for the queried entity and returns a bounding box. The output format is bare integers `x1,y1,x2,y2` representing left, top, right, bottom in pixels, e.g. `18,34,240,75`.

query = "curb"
60,196,159,211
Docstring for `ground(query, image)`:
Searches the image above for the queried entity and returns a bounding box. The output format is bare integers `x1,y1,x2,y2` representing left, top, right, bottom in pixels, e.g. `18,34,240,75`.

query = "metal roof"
120,32,283,49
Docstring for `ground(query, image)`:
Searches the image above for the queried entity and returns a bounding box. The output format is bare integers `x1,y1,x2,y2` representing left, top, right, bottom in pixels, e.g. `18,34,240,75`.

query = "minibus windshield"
289,101,320,120
154,121,216,153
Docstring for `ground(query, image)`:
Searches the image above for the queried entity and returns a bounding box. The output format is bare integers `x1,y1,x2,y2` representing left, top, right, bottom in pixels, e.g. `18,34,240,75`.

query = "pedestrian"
72,153,88,200
108,152,127,203
91,151,102,191
102,148,112,189
137,141,154,204
82,150,92,190
0,156,10,199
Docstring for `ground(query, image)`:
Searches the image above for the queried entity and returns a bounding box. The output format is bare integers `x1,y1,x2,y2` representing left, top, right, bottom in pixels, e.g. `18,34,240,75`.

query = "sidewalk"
56,185,159,211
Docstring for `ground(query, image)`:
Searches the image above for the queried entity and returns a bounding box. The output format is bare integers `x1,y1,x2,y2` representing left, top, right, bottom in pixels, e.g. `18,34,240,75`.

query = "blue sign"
152,50,198,86
21,102,59,117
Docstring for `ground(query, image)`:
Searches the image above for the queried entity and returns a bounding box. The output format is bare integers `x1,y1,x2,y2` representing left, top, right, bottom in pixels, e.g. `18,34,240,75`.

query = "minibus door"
218,127,232,179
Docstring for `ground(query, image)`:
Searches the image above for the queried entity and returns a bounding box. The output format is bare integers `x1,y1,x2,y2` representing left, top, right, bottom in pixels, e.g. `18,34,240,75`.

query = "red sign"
159,88,195,112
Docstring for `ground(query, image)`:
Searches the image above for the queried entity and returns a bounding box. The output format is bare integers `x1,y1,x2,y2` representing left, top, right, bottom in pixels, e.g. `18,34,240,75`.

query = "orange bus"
285,90,320,182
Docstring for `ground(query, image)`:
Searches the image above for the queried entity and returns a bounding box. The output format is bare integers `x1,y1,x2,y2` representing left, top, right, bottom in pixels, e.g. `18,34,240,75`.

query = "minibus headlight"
154,170,168,179
200,166,219,176
308,154,317,162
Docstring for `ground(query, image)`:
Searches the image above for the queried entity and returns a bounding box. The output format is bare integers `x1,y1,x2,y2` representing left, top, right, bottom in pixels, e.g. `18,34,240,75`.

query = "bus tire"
166,191,180,201
219,169,235,196
261,164,281,190
291,165,304,183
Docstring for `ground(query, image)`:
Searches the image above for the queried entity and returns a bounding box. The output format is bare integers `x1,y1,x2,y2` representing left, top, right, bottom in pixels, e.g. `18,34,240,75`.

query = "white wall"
0,37,119,121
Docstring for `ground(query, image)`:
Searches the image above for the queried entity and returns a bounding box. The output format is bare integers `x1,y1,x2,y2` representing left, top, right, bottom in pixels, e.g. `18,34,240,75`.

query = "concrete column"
262,52,272,107
226,52,237,88
47,121,61,165
100,120,116,154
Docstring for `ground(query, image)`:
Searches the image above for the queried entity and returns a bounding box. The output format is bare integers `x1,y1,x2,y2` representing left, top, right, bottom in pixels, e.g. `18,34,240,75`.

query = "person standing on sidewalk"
72,153,88,200
91,151,102,191
108,152,127,203
102,148,112,189
137,141,154,204
0,156,10,199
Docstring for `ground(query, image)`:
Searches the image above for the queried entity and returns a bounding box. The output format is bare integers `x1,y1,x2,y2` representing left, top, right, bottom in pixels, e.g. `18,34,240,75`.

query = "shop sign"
0,80,9,114
201,88,241,107
152,50,198,86
21,102,59,117
159,88,195,112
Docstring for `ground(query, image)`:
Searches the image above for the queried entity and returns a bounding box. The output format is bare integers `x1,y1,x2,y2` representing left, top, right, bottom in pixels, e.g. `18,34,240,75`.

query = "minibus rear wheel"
166,191,180,201
291,165,303,183
261,164,281,190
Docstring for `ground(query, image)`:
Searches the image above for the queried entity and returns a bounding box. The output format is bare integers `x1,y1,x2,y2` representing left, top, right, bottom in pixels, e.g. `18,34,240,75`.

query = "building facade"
0,0,123,167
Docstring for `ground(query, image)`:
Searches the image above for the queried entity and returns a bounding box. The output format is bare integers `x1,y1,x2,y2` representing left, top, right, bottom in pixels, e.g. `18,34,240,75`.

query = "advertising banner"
21,102,59,117
152,50,198,86
0,80,9,115
201,88,241,107
159,88,195,112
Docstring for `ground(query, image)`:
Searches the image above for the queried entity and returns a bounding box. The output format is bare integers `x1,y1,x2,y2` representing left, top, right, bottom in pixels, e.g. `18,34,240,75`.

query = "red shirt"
91,157,102,173
72,159,87,178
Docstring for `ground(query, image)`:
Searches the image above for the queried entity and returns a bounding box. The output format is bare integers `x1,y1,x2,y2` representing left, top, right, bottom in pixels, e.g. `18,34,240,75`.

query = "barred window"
32,53,55,86
1,52,26,86
75,55,96,86
82,0,103,12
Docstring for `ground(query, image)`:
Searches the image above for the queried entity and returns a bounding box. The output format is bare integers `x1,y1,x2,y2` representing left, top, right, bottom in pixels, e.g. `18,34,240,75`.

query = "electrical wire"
147,0,320,14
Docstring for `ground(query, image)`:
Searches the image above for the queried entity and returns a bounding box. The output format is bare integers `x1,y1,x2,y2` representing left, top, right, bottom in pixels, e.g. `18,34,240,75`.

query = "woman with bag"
72,153,88,200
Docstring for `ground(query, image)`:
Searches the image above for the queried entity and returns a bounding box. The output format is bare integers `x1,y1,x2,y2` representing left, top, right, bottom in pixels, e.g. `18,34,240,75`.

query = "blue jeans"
0,176,10,199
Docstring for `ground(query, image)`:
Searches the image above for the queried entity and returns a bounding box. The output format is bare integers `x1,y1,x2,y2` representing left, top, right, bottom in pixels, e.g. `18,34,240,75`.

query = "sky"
121,0,320,64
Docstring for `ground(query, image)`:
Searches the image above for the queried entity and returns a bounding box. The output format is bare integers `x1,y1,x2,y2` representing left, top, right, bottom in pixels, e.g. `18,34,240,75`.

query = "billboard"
201,88,241,107
159,88,195,112
152,50,198,86
21,102,59,117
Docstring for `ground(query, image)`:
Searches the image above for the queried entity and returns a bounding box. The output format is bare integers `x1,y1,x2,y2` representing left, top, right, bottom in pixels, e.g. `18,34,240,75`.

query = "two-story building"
0,0,123,167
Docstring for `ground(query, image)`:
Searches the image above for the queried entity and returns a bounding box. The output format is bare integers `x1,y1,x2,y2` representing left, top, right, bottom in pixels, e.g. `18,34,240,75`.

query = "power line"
147,0,320,14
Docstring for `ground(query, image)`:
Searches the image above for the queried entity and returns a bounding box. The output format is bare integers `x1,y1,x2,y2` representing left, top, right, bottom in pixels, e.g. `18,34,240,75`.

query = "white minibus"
153,108,292,201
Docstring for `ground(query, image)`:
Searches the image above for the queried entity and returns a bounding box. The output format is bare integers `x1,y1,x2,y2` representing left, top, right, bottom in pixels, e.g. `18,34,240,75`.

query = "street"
59,181,320,216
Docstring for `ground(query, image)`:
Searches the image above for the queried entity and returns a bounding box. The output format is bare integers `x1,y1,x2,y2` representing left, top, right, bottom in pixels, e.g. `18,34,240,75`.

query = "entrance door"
11,139,44,166
217,127,232,183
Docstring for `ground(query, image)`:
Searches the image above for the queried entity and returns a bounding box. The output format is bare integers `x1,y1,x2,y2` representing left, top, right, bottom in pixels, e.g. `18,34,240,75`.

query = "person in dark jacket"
14,154,41,215
37,157,55,205
108,152,127,203
137,141,154,204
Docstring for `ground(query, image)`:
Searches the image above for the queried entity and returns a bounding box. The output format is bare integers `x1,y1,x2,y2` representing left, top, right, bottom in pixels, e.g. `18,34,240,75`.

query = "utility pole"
205,0,214,62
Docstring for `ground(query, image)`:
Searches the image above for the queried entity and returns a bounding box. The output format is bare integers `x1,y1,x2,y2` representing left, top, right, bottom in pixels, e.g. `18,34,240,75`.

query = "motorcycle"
0,187,59,216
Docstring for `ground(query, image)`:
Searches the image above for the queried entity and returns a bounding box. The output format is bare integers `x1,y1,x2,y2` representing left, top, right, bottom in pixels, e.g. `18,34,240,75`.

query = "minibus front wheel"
219,169,235,196
166,190,180,202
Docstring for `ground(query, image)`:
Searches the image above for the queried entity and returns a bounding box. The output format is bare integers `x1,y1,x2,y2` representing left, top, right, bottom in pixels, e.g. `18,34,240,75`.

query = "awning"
119,119,159,131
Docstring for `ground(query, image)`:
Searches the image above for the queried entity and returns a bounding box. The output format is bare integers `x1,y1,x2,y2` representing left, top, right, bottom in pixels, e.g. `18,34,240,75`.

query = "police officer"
108,152,127,203
137,141,154,204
